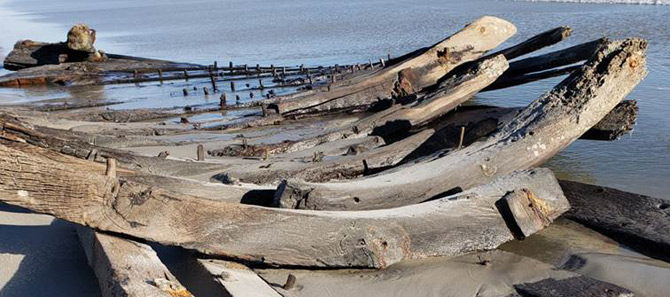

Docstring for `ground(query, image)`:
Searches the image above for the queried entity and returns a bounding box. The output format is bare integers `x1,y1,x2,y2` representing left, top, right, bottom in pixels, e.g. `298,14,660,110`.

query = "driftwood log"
76,227,193,297
269,16,516,116
275,38,648,210
0,141,568,268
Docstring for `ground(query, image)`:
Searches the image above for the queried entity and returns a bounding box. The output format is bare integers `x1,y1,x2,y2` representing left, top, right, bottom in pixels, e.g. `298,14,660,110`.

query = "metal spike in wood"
242,138,248,150
369,59,374,69
158,69,163,84
229,61,233,73
259,79,264,89
183,70,189,81
236,95,241,105
105,158,116,177
197,144,205,161
300,64,304,73
282,67,286,76
230,81,236,92
458,126,466,150
380,57,386,68
244,64,249,75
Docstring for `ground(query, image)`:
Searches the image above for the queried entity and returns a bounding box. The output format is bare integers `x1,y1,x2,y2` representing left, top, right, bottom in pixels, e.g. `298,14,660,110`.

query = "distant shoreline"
523,0,669,5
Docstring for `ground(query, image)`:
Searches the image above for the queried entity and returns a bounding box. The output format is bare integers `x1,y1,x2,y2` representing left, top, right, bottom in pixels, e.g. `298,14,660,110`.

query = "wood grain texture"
77,227,193,297
275,39,647,211
0,142,567,268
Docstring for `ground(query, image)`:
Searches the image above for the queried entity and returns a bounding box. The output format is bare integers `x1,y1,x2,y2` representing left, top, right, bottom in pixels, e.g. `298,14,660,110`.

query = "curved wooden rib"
0,142,567,269
270,16,516,116
275,39,647,210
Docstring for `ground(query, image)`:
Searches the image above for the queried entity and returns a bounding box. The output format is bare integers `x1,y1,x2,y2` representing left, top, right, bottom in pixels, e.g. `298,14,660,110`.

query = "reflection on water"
0,0,669,197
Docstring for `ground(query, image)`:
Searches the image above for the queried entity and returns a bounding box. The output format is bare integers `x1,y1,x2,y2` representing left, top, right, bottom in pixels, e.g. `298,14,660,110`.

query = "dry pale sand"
0,203,100,297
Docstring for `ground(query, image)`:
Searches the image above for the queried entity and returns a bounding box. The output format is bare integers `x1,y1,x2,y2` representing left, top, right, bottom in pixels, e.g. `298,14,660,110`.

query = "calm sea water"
0,0,668,197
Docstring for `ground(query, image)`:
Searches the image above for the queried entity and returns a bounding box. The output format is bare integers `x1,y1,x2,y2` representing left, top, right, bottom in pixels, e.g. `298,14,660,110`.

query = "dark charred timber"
560,180,670,263
506,38,609,76
581,99,638,140
275,39,648,210
483,65,581,92
487,26,573,60
0,144,569,268
269,16,517,117
513,276,634,297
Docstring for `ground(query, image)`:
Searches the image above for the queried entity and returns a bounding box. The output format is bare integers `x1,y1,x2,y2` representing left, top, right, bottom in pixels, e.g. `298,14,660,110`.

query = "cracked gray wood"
275,38,647,210
0,142,567,268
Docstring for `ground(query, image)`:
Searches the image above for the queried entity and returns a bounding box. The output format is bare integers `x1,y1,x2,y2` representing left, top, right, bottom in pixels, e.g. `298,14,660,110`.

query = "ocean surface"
0,0,668,197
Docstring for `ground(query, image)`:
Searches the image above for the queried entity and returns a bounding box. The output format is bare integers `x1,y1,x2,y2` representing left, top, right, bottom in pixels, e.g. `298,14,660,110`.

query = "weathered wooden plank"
0,142,568,268
197,259,281,297
270,16,516,116
217,129,433,185
560,180,670,263
488,26,573,61
275,39,648,210
506,38,609,76
76,227,193,297
513,275,634,297
223,54,508,157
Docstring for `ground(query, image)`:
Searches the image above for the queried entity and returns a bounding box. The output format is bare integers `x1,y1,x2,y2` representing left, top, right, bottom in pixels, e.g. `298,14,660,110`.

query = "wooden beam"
77,227,193,297
270,16,516,116
0,142,568,268
506,38,609,76
561,180,670,263
275,39,648,210
488,26,573,61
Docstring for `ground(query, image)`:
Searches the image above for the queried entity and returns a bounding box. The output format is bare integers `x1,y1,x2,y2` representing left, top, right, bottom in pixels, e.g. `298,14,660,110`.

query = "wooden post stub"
283,274,297,290
458,126,466,150
86,149,98,161
369,59,374,69
229,61,234,73
261,104,268,117
263,148,270,161
259,79,264,89
249,92,254,99
183,88,189,96
209,69,218,91
242,138,248,150
105,158,116,178
204,87,210,95
388,53,391,61
197,144,205,161
213,61,218,70
230,81,236,92
220,94,227,108
380,58,386,68
183,70,189,81
158,69,163,84
235,95,241,105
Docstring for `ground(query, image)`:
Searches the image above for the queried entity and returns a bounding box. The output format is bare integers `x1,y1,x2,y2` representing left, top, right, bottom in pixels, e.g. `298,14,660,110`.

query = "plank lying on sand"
0,141,568,268
560,180,670,263
275,38,648,210
76,226,193,297
270,16,516,116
